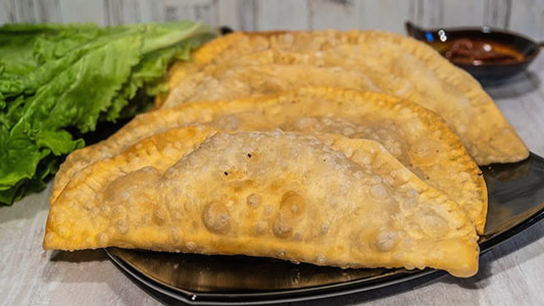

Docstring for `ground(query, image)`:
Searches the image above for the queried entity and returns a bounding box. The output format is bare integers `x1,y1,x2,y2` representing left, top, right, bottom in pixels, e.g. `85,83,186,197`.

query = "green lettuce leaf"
0,21,216,205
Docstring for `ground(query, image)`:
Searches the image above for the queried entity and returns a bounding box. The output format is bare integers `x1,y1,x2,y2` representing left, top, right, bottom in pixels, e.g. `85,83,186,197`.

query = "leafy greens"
0,21,216,204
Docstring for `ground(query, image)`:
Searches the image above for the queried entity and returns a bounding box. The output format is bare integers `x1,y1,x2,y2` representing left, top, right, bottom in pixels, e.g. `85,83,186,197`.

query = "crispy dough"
45,130,478,277
158,30,528,165
51,88,487,233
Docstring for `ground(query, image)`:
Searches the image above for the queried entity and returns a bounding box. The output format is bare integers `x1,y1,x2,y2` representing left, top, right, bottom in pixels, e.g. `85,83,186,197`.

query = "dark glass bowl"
405,22,542,83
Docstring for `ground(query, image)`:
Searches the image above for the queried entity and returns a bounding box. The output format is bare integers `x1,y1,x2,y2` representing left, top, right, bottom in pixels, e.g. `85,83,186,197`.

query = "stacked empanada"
45,31,529,278
158,30,528,165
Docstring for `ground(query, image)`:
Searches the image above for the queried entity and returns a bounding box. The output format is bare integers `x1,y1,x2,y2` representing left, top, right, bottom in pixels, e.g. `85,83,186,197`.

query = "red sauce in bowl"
430,38,525,65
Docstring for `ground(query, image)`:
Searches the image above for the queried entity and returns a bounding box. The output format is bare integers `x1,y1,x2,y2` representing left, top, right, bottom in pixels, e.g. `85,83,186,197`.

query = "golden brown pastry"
51,88,487,233
45,130,478,277
158,30,528,165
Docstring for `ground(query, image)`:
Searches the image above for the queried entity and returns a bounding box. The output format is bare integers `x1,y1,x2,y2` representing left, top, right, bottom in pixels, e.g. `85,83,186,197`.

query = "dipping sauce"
430,38,525,65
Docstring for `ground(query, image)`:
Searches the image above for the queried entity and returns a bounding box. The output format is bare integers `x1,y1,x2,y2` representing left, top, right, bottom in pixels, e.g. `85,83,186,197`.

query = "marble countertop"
1,57,543,306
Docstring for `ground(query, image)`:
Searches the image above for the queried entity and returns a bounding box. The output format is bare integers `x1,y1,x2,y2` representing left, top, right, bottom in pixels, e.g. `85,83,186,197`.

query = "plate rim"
106,251,444,305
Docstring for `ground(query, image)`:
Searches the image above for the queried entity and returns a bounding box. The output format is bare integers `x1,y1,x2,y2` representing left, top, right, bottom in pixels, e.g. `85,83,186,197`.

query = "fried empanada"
45,131,478,277
51,88,487,233
158,30,528,165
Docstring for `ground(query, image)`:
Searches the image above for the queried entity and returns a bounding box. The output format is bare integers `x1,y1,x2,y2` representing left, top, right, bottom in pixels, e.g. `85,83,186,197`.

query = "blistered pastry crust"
52,88,487,233
45,131,478,277
159,30,528,165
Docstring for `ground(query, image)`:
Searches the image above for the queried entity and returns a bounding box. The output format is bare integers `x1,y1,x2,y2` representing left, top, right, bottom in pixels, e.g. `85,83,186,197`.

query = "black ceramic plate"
106,153,544,305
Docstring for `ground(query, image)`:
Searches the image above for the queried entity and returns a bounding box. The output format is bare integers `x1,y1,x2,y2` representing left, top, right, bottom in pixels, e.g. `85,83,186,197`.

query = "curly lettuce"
0,21,216,204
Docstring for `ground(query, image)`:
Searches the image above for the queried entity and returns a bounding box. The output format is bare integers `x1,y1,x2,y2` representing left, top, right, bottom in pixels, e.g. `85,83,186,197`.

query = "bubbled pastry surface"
52,88,487,234
45,131,478,277
160,30,528,166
